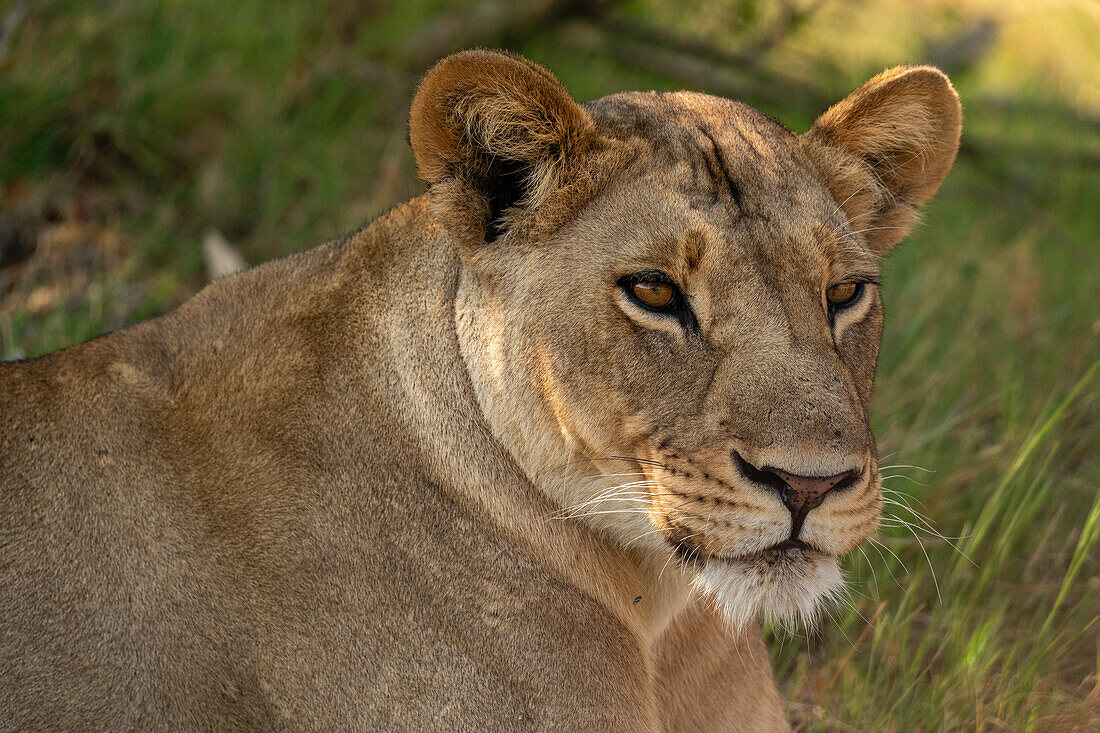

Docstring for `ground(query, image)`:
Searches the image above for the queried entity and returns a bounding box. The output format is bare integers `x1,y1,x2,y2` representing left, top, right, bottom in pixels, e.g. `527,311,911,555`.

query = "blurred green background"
2,0,1098,729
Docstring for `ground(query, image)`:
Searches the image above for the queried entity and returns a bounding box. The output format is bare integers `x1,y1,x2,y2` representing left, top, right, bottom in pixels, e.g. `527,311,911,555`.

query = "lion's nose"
731,450,861,538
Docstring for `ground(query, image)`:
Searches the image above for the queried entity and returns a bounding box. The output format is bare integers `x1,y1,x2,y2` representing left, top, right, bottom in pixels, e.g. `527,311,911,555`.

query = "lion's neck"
440,245,692,645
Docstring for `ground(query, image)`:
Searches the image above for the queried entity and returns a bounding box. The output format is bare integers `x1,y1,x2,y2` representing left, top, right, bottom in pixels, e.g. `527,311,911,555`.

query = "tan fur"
0,50,960,730
802,66,962,256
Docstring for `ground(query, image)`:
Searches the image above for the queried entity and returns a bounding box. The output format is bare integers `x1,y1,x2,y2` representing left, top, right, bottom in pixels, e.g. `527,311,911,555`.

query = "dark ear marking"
481,156,527,243
408,49,594,243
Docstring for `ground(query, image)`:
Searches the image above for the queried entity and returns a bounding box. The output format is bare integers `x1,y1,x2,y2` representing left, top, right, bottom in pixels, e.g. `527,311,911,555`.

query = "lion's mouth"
700,538,827,566
764,538,812,553
741,540,830,568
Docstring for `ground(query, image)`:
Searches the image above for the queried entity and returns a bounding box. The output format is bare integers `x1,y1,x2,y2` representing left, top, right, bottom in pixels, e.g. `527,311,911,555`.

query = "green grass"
2,1,1098,729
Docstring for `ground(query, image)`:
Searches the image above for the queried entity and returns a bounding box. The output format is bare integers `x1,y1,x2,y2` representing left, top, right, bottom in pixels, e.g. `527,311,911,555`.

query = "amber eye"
826,282,863,308
619,272,698,330
631,280,676,309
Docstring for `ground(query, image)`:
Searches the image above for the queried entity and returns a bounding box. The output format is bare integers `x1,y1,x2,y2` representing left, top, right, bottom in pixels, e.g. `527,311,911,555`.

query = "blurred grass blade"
959,360,1099,571
1040,486,1100,638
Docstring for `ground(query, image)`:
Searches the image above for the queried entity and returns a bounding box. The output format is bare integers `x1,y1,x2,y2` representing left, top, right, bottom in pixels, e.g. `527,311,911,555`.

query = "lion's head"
410,51,960,629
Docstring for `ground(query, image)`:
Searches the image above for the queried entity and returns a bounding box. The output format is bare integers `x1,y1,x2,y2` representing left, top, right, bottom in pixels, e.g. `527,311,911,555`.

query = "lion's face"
411,52,960,628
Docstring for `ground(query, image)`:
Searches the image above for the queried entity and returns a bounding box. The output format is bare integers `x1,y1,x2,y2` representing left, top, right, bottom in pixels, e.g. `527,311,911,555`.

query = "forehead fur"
581,91,846,240
585,91,794,147
576,91,856,272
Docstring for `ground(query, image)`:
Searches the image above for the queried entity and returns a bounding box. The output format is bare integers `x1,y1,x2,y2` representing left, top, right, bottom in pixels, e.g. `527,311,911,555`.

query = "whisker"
608,455,668,469
865,537,907,588
880,497,942,527
877,463,936,474
855,544,880,598
547,481,661,518
550,493,656,519
572,471,650,483
847,225,909,236
657,531,702,583
880,474,930,487
867,536,909,577
904,521,941,603
878,516,967,541
622,525,664,551
839,593,873,633
878,489,947,528
879,520,978,568
560,508,662,521
880,501,973,544
880,485,932,512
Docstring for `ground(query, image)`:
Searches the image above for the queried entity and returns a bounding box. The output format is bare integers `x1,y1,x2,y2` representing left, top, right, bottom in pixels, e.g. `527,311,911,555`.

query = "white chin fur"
692,550,846,633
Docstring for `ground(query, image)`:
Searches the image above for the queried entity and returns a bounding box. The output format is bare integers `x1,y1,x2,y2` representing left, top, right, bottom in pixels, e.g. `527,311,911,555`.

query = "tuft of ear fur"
803,66,962,256
409,49,594,243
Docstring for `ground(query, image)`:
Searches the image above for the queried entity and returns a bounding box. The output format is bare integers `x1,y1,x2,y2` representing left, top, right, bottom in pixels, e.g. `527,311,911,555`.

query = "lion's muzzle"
731,449,863,544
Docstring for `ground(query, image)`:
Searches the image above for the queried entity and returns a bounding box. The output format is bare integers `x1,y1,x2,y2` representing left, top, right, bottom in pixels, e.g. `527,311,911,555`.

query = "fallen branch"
0,0,30,65
402,0,615,70
596,2,832,104
570,23,827,112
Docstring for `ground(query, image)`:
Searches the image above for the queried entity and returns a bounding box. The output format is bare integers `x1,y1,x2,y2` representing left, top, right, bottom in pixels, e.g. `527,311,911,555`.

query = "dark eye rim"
617,271,698,331
826,281,867,310
619,271,682,312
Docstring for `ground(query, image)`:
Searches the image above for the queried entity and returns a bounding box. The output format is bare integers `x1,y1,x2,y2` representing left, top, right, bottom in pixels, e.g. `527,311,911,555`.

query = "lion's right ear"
409,50,594,243
803,66,962,257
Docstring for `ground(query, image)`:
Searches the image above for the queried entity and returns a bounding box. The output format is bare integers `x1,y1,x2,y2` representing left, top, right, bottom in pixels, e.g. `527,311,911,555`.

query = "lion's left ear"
802,66,962,257
409,49,594,243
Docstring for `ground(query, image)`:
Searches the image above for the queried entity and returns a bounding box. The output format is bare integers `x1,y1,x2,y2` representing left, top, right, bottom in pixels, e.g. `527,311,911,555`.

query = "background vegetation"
2,0,1097,729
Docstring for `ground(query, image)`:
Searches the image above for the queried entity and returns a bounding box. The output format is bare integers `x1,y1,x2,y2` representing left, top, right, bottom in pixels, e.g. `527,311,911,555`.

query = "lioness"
0,50,960,730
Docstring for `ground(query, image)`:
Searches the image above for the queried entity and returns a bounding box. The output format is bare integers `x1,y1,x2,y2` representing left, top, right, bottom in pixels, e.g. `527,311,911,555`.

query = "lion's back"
0,215,655,729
